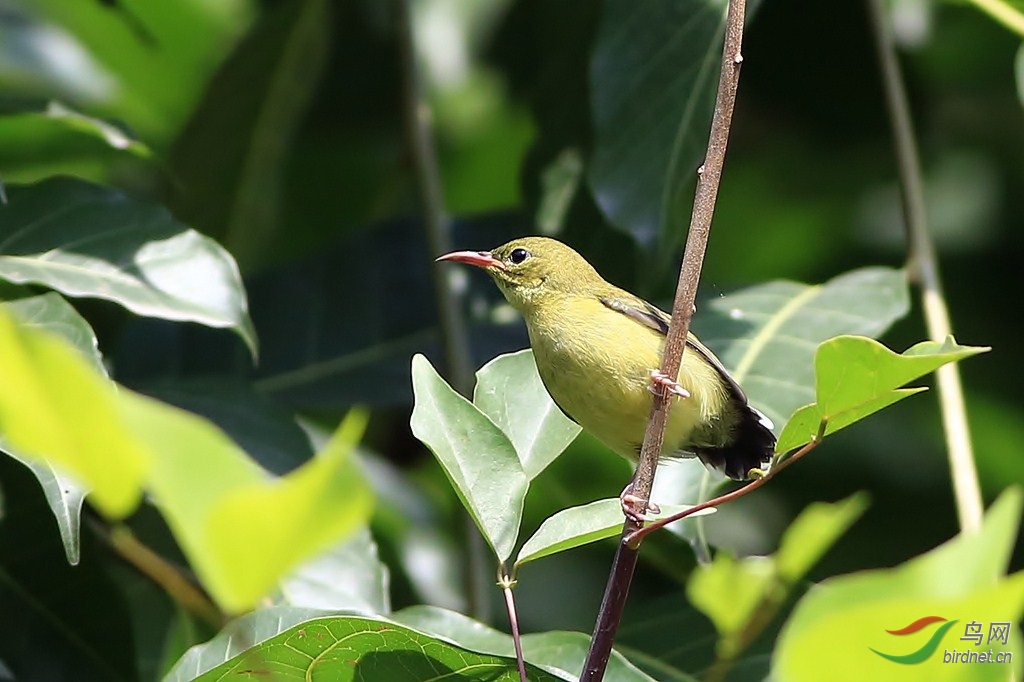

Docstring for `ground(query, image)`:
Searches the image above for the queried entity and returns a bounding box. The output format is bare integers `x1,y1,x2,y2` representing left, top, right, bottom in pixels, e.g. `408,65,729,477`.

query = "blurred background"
0,0,1021,678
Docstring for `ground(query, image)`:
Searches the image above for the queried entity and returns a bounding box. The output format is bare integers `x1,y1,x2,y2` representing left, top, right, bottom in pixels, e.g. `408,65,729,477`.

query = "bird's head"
437,236,602,313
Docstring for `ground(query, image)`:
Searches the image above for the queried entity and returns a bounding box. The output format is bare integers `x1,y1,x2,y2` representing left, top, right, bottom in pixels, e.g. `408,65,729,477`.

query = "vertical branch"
866,0,984,533
395,0,490,620
581,1,748,678
395,0,474,396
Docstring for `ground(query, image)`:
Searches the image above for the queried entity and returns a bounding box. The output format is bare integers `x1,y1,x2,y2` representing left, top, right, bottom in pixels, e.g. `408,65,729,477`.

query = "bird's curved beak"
435,250,505,270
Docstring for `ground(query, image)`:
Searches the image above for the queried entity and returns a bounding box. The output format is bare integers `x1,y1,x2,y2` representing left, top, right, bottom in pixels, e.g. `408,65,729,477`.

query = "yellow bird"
437,237,775,493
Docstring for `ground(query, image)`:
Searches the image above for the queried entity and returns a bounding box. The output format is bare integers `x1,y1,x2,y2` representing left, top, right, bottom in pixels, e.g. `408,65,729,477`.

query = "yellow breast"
525,296,729,462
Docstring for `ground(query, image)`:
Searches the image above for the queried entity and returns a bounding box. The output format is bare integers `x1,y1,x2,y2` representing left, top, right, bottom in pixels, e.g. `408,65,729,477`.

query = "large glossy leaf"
776,336,989,452
649,267,909,549
0,177,257,355
410,354,528,563
588,0,728,251
170,612,568,682
171,0,329,270
773,490,1024,682
697,266,911,431
473,349,581,479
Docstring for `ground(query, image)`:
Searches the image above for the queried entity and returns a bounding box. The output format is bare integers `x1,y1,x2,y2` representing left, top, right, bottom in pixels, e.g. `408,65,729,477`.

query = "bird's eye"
509,248,531,264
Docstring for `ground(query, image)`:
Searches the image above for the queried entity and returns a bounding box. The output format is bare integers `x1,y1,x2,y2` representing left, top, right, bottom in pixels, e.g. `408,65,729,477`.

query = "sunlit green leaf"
0,177,257,356
0,306,147,517
516,498,714,568
410,354,528,562
776,336,989,452
127,399,373,613
688,494,868,659
0,288,103,564
473,349,581,480
773,490,1024,682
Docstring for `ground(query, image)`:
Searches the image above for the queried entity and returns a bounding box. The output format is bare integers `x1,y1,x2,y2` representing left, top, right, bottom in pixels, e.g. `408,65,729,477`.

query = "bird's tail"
695,406,776,480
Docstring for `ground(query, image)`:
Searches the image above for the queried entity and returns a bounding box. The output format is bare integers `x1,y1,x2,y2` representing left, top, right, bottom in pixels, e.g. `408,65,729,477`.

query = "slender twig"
867,0,984,533
627,436,821,546
498,566,528,682
92,520,226,628
394,0,491,622
581,2,748,678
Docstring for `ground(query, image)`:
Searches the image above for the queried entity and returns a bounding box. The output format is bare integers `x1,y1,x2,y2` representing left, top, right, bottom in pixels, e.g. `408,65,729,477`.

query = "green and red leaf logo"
870,616,958,664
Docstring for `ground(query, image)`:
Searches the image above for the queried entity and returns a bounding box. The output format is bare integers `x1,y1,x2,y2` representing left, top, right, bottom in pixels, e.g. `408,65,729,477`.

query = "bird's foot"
620,485,662,523
648,369,690,399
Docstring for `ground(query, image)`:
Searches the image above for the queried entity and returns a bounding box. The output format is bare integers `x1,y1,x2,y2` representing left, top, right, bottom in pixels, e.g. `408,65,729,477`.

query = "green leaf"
516,498,715,568
773,490,1024,682
473,349,581,480
2,0,254,142
127,399,374,613
775,493,871,583
180,613,568,682
163,606,337,681
171,0,329,270
588,0,727,252
698,267,911,433
0,177,257,356
687,494,868,659
410,354,528,563
278,527,391,614
0,305,148,517
0,102,154,184
776,336,990,452
0,289,103,564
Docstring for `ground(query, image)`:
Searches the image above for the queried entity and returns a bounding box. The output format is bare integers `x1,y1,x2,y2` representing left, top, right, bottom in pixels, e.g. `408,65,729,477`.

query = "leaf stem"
580,1,748,678
866,0,984,533
964,0,1024,37
499,566,528,682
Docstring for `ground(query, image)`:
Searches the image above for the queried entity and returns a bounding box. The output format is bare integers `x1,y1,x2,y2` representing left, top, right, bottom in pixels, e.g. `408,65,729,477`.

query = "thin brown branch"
581,1,748,678
866,0,984,532
627,437,821,546
95,521,226,628
394,0,492,624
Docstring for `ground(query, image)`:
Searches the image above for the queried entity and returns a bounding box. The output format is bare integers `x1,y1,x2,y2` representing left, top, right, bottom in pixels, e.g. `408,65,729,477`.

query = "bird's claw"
648,369,690,399
620,492,662,523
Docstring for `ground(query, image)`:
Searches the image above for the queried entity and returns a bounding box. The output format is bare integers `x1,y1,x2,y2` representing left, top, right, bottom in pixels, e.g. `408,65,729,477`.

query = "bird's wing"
599,295,748,403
